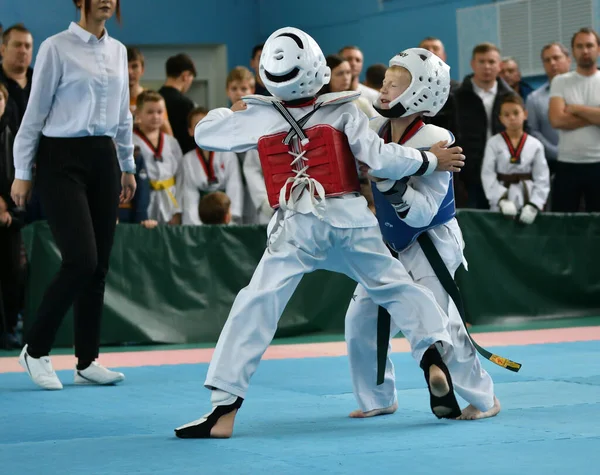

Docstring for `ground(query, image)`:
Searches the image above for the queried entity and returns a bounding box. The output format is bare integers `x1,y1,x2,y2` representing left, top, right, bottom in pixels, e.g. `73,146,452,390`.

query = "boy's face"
471,50,501,83
188,112,207,136
499,102,527,131
378,68,411,109
128,59,144,87
226,80,255,104
138,100,165,130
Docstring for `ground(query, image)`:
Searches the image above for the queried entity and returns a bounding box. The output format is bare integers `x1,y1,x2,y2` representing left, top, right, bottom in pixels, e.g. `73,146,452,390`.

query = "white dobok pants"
204,212,454,399
345,236,495,413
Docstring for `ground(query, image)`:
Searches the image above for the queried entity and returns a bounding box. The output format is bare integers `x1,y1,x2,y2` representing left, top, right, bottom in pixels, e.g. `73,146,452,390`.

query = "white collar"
472,80,498,95
69,22,108,44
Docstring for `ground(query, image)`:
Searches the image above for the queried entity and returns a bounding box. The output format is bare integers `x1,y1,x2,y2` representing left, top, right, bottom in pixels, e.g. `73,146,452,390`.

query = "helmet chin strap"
373,95,408,119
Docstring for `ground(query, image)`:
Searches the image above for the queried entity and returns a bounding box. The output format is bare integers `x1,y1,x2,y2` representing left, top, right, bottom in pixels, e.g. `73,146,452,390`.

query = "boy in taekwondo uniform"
481,94,550,224
132,90,183,224
179,107,244,225
174,27,466,439
345,49,504,423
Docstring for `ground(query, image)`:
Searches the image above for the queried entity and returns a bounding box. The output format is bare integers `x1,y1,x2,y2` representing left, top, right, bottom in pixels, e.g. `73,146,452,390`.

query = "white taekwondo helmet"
374,47,451,118
259,27,331,102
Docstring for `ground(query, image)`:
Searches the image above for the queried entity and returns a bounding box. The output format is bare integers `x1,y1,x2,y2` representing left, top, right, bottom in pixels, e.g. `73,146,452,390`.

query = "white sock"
210,389,238,407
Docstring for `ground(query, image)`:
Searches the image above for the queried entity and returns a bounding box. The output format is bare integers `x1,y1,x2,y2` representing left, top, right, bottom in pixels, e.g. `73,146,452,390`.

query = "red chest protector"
257,124,360,209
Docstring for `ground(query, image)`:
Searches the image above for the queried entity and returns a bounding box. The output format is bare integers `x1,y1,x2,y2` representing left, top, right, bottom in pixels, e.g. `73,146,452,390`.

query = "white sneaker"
18,345,63,390
74,362,125,385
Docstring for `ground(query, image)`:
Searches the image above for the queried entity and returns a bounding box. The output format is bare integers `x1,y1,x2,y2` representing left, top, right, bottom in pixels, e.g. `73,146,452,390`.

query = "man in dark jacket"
454,42,516,209
0,88,24,349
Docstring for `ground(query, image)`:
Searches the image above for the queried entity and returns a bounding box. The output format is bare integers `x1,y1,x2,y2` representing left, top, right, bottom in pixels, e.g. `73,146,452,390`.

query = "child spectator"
133,90,183,224
198,191,232,225
180,107,243,225
481,95,550,224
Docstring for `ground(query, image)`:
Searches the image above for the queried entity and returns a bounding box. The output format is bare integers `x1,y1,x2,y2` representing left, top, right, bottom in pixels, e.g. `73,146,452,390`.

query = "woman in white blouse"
11,0,136,390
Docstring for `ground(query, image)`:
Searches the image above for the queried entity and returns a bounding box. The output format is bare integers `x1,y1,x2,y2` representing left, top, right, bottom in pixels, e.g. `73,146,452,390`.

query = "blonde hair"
226,66,255,88
136,90,164,111
387,65,412,82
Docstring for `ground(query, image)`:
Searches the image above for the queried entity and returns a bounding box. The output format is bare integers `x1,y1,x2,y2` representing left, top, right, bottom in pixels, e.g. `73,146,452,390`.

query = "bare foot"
209,409,238,438
457,396,501,421
349,402,398,418
427,364,454,417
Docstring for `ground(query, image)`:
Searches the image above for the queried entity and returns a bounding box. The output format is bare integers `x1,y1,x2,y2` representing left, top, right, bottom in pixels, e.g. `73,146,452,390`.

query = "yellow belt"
150,177,178,207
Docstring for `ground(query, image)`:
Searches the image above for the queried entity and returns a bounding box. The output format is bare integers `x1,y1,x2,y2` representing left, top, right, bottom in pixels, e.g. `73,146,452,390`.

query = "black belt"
376,232,521,385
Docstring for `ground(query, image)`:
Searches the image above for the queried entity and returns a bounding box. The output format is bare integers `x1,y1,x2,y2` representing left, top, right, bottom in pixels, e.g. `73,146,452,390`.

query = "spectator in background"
500,57,534,102
117,145,157,229
0,24,45,224
549,27,600,212
249,44,270,96
321,55,377,118
455,42,515,209
0,24,33,133
0,82,23,349
159,53,197,154
419,36,459,137
133,90,183,224
223,66,274,225
127,47,145,115
339,45,380,105
198,191,232,225
222,66,262,224
225,65,254,105
127,46,173,135
180,106,243,225
526,43,571,175
419,37,460,91
364,63,386,91
320,54,378,214
481,94,550,223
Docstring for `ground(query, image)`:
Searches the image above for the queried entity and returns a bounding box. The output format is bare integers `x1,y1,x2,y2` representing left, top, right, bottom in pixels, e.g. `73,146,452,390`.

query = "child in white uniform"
174,27,467,439
132,91,183,224
345,50,503,422
481,94,550,224
179,107,243,225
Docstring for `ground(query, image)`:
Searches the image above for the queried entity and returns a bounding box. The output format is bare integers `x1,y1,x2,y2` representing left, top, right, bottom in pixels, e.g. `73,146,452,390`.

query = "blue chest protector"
372,121,456,253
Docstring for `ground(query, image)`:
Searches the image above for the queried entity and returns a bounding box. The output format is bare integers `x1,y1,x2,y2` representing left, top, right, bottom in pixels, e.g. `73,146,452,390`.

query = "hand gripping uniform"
345,49,519,418
174,31,460,439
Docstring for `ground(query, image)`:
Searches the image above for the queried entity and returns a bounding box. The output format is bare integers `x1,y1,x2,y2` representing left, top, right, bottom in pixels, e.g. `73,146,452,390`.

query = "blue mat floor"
1,340,599,474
